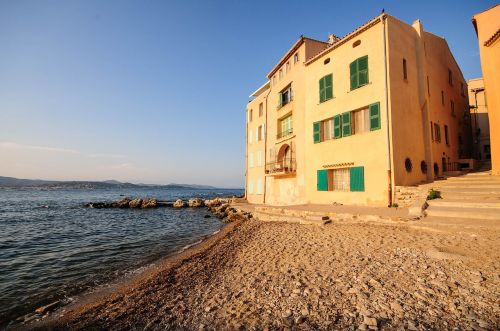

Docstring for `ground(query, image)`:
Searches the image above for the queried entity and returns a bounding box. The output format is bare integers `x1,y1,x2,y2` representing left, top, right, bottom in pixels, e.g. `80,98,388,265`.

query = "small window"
403,59,407,80
273,75,276,86
249,129,253,144
450,100,455,116
434,123,441,143
350,55,368,90
259,103,263,117
278,114,293,139
294,53,299,64
286,61,290,73
249,153,254,167
353,40,361,48
278,85,292,108
319,74,333,103
420,161,427,174
405,158,413,172
430,121,434,141
427,76,430,96
324,58,330,65
353,108,370,134
434,163,439,176
444,125,449,145
279,69,283,79
441,91,444,106
249,109,253,122
448,69,453,86
258,125,262,141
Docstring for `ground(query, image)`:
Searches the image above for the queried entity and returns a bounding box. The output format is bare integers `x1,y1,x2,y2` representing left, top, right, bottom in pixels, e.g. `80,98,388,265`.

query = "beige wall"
473,5,500,175
468,78,490,160
304,20,390,206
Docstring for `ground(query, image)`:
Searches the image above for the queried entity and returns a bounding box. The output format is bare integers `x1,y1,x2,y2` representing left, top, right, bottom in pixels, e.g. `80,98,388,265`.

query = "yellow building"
246,13,471,206
468,78,490,160
472,5,500,175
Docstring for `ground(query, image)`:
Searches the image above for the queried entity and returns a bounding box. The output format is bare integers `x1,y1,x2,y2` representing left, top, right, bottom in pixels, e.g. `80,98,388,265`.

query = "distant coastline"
0,176,239,190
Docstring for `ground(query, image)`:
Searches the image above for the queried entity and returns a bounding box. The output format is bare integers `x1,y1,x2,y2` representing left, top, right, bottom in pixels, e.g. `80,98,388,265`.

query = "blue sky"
0,0,495,187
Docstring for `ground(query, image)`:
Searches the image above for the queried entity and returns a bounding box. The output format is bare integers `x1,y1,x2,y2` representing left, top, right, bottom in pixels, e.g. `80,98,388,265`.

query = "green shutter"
350,60,358,90
358,56,368,86
317,169,328,191
369,102,381,130
333,115,342,138
313,121,321,143
278,93,282,108
319,77,325,103
349,166,365,192
325,74,333,100
342,112,352,137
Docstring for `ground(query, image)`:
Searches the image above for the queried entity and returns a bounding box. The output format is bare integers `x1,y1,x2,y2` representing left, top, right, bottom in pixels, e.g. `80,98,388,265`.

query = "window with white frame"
248,180,254,194
249,153,254,167
332,168,350,191
353,107,370,134
257,178,262,194
257,150,262,166
294,53,299,64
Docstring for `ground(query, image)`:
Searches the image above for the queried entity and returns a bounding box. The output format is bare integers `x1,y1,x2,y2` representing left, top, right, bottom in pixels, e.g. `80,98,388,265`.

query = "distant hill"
0,176,218,190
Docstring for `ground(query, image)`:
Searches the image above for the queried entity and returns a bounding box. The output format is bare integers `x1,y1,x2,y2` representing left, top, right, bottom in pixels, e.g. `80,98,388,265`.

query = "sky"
0,0,495,188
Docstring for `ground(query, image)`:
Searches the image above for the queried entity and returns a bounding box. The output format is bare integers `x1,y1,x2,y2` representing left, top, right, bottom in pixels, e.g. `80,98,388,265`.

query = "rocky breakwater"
86,198,159,209
173,197,252,223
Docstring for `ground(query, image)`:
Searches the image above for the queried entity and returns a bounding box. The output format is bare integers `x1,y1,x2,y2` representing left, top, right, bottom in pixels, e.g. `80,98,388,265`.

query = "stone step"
252,211,331,226
435,187,500,195
425,206,500,220
427,199,500,209
439,192,500,200
437,184,500,189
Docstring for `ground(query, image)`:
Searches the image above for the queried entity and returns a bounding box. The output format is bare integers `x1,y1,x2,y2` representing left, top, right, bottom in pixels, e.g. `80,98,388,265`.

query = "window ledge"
276,134,296,144
347,82,372,93
317,97,335,105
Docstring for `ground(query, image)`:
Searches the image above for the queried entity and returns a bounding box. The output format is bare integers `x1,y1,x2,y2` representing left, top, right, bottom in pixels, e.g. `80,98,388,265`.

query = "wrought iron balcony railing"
265,158,296,175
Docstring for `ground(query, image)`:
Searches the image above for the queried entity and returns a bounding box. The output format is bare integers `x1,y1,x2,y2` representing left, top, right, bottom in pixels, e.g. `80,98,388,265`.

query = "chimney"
327,34,340,45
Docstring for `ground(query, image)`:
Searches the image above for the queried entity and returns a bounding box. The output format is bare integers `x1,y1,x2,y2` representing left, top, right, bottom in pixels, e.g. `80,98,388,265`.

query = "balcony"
277,128,293,139
265,158,296,176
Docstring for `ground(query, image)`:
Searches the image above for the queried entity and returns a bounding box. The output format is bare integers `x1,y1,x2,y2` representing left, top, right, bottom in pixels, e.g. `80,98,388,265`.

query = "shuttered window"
317,170,328,191
350,55,369,90
369,102,381,130
333,115,342,139
349,166,365,192
313,122,321,143
342,112,352,137
319,74,333,103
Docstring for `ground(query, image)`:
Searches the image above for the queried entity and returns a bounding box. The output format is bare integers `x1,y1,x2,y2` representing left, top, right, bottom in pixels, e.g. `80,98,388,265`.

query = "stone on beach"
188,198,204,207
173,199,185,208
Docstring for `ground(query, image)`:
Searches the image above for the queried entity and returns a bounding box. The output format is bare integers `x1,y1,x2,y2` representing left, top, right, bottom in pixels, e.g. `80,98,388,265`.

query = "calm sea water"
0,186,243,327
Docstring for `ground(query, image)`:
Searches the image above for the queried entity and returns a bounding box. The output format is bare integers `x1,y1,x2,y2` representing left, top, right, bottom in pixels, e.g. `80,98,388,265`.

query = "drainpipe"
263,85,271,204
244,108,248,200
381,15,393,207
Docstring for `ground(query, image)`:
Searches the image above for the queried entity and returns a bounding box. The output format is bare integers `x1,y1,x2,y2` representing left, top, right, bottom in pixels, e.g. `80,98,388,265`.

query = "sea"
0,185,243,328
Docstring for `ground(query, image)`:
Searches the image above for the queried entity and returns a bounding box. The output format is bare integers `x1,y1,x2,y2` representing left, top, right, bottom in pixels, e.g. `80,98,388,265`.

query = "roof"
472,4,500,35
266,36,328,78
305,14,385,65
249,81,270,98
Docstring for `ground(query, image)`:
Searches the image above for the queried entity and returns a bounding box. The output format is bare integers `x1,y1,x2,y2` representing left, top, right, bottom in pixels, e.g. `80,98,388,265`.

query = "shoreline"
25,217,245,330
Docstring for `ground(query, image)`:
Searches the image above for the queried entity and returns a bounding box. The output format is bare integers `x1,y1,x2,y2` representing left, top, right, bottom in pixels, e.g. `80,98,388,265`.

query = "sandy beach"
31,214,499,330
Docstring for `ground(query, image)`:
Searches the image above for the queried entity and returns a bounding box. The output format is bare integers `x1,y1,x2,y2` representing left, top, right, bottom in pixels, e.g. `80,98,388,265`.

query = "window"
441,91,444,106
448,69,453,86
256,178,262,194
450,100,455,116
249,153,254,167
259,103,263,117
313,102,380,143
249,129,253,144
444,125,449,145
279,69,283,79
273,75,276,86
286,61,290,73
353,108,370,134
319,74,333,103
278,114,293,139
460,82,465,96
324,58,330,65
350,55,369,90
249,109,253,122
278,85,293,108
294,53,299,64
317,166,364,192
403,59,408,80
434,123,441,143
257,150,262,166
257,125,263,141
248,180,254,194
430,121,434,141
427,76,430,96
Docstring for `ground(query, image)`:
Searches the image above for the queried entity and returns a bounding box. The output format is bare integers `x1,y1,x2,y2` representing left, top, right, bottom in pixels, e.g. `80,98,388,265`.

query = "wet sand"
30,215,499,330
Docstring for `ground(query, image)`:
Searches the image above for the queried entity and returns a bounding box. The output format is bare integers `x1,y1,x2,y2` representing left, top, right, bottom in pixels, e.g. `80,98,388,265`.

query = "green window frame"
317,169,328,191
349,166,365,192
369,102,381,130
350,55,369,90
313,122,321,143
342,112,352,137
333,115,342,138
319,74,333,103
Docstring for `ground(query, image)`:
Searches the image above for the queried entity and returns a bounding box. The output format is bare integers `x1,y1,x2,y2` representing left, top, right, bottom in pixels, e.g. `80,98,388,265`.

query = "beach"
31,211,499,330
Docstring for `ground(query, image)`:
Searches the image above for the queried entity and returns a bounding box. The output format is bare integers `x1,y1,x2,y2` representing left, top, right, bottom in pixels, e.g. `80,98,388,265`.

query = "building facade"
468,78,490,160
472,5,500,175
246,13,471,206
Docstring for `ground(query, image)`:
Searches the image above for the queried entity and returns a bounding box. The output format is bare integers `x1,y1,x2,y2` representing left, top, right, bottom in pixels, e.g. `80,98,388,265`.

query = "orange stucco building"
472,4,500,175
246,13,472,206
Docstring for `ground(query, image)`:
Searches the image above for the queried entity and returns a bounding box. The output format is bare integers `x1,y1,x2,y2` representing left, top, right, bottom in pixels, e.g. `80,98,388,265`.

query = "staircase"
253,206,332,225
425,162,500,220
